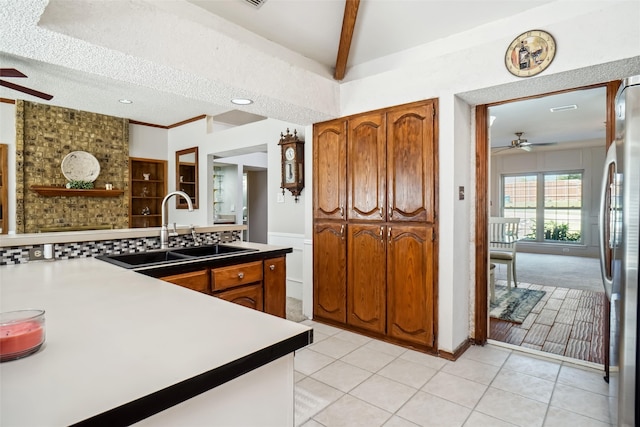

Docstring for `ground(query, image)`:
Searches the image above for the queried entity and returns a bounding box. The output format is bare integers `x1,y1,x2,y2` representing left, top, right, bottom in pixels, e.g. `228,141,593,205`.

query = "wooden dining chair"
489,217,520,290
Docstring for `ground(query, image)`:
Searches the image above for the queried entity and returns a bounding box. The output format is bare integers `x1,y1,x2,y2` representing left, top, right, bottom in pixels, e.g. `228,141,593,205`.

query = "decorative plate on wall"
505,30,556,77
61,151,100,182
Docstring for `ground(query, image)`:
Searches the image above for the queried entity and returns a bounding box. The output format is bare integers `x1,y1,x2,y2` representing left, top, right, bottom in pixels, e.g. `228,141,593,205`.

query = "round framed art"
505,30,556,77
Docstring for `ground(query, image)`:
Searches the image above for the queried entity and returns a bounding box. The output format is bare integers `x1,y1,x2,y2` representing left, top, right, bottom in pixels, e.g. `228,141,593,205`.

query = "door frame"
473,81,620,344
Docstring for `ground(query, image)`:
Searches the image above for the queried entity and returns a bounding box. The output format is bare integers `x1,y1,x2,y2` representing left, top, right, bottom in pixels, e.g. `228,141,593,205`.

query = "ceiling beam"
334,0,360,81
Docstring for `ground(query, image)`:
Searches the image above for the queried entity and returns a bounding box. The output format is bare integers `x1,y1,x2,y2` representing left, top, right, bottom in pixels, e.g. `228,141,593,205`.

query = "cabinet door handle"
388,227,391,243
269,264,275,271
340,224,345,238
339,205,344,218
238,272,244,279
379,207,384,218
389,205,393,218
380,226,384,241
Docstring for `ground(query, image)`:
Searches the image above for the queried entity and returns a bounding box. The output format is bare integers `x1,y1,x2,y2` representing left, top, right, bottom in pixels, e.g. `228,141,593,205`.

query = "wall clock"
505,30,556,77
278,128,304,202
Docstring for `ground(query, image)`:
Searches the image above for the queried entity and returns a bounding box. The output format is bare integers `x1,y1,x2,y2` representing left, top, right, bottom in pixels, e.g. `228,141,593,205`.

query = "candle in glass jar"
0,310,45,362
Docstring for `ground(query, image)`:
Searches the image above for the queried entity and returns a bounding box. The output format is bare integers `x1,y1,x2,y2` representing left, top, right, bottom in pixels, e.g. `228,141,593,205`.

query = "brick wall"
15,101,130,233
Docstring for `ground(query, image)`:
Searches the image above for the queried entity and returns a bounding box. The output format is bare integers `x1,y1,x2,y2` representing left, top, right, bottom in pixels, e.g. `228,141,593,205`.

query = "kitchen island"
0,255,312,425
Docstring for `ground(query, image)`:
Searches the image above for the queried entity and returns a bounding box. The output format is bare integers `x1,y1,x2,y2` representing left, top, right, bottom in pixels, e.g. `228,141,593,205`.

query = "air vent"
550,104,578,112
243,0,267,9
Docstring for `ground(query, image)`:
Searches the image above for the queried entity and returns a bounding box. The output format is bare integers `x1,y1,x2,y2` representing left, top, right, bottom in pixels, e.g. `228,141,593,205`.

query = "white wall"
490,143,606,257
326,0,640,352
129,124,168,160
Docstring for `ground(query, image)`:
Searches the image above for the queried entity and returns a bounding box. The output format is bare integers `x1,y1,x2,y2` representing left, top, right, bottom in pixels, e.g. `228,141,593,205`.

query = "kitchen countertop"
0,254,312,425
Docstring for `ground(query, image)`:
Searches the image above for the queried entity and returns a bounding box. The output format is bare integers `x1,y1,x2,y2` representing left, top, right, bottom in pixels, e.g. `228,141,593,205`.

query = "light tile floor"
295,320,612,427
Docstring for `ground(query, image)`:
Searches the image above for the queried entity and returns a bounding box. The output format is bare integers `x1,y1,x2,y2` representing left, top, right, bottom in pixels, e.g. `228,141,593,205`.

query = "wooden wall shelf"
31,186,124,197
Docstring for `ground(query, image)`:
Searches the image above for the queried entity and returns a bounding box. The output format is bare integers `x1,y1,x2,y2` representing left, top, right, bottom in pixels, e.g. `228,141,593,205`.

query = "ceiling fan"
494,132,557,153
0,68,53,100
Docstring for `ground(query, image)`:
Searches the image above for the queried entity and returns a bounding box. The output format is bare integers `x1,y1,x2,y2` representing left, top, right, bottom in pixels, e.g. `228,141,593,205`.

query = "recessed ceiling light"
550,104,577,112
119,99,133,104
231,98,253,105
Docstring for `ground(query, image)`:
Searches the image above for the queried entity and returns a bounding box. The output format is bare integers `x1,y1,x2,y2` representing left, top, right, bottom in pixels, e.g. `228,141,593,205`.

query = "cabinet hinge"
432,229,436,241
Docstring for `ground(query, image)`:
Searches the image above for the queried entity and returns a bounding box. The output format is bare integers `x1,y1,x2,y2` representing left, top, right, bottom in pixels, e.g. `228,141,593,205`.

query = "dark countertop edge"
70,328,313,427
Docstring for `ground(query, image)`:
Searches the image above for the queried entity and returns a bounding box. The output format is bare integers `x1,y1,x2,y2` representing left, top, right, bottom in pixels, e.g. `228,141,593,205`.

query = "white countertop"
0,257,310,425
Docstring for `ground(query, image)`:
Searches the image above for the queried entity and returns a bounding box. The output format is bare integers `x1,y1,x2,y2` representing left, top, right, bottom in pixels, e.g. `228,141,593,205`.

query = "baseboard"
438,338,472,361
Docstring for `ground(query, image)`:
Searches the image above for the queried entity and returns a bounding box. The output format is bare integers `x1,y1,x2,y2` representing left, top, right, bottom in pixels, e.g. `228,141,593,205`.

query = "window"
502,171,583,243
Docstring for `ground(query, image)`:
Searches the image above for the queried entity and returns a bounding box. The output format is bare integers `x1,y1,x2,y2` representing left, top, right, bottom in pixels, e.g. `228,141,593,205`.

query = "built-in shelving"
129,157,167,228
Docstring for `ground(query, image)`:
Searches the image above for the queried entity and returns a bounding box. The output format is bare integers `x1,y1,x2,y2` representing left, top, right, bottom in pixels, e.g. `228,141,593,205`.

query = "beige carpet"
494,252,603,292
286,297,307,322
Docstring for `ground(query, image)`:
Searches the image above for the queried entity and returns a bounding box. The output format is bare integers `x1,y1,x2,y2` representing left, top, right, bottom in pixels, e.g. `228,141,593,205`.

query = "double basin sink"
97,244,257,269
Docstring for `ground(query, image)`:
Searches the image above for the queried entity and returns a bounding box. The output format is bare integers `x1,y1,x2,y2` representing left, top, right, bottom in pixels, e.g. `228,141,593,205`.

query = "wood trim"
473,80,620,346
333,0,360,81
129,114,207,129
0,98,16,104
606,80,621,149
129,120,168,129
474,105,489,345
438,338,472,361
168,114,207,129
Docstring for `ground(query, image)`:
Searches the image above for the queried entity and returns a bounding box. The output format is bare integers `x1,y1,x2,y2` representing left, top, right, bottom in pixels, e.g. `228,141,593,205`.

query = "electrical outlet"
29,246,45,261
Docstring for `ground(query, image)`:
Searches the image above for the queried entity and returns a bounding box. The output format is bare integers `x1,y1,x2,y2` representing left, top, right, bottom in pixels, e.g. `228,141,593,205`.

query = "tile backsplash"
0,231,241,265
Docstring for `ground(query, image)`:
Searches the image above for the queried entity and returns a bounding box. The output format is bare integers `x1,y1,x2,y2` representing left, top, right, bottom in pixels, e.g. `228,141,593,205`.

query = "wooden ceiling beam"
334,0,360,81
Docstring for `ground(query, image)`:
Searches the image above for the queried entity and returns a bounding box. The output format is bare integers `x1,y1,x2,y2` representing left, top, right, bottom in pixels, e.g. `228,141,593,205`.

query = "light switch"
277,192,285,203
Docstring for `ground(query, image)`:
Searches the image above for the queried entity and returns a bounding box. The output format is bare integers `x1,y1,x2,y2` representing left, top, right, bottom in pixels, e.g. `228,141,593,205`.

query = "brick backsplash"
0,231,242,266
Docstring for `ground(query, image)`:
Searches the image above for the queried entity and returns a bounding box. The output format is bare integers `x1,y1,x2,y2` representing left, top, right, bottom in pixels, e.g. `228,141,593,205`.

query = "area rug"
490,285,545,323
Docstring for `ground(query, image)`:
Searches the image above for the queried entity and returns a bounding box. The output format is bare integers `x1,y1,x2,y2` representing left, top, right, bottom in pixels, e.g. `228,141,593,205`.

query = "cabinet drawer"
160,269,209,294
215,284,264,311
211,261,263,291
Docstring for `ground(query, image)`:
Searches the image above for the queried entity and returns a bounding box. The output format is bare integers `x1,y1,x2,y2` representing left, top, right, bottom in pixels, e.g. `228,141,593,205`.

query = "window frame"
501,169,584,244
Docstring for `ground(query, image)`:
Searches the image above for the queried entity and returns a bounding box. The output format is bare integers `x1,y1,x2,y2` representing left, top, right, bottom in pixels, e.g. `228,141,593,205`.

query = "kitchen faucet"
160,191,193,249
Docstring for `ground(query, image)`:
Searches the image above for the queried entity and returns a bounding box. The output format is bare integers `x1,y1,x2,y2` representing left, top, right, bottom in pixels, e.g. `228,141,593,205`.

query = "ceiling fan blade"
0,79,53,100
0,68,27,78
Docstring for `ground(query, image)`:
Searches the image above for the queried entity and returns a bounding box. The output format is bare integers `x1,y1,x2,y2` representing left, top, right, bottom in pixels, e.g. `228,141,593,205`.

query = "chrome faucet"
160,191,193,249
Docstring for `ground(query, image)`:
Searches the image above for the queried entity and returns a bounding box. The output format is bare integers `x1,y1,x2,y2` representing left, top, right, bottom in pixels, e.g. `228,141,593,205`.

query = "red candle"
0,310,45,362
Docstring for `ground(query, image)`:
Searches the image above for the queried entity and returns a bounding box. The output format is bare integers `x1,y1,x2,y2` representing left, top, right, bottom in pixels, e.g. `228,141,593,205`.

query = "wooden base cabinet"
347,224,386,334
387,225,435,348
313,222,347,323
215,284,264,311
159,269,209,294
264,257,286,318
159,258,286,318
346,224,436,348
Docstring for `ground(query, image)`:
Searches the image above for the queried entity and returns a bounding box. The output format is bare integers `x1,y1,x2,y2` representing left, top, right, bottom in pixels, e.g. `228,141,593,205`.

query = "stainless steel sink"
97,244,256,269
172,244,257,257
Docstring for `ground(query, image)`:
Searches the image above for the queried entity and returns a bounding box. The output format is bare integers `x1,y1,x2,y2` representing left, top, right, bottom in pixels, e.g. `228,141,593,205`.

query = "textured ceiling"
0,0,634,144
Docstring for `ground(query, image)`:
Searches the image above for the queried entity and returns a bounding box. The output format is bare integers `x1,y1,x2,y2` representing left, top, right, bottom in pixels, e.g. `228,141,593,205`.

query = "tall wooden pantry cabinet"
313,99,438,353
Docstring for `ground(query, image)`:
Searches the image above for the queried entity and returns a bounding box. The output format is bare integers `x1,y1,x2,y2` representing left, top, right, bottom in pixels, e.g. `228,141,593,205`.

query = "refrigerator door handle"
598,142,616,297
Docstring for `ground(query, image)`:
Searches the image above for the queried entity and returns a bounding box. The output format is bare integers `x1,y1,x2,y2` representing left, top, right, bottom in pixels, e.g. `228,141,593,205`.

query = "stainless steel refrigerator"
600,74,640,427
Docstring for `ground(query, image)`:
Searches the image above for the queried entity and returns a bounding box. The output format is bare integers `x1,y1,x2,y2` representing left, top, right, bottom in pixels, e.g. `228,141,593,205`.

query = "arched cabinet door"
313,119,347,220
386,102,437,223
347,112,386,222
347,223,387,334
313,222,347,323
387,225,436,350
